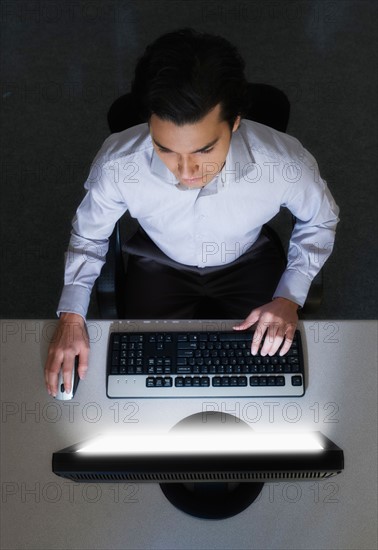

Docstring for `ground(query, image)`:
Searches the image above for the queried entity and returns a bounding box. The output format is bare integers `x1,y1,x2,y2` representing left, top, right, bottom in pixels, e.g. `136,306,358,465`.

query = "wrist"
273,297,299,311
59,312,86,325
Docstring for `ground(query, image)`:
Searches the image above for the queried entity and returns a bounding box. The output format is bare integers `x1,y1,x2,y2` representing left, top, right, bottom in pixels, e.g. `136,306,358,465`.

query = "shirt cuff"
272,269,313,308
56,284,91,320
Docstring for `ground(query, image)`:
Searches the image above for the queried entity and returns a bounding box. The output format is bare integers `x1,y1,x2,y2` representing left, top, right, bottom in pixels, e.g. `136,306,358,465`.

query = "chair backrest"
244,83,290,132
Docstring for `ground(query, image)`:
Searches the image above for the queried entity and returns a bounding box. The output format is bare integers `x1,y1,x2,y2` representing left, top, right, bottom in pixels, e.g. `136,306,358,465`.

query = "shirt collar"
219,123,256,188
149,120,256,187
150,143,178,185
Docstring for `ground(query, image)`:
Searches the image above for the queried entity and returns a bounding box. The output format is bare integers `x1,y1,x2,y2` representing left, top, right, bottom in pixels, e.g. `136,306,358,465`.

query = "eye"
157,146,214,154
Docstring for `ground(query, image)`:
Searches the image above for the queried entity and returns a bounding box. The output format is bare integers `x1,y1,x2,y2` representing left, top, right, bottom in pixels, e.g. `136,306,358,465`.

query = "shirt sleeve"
272,149,340,307
57,159,128,319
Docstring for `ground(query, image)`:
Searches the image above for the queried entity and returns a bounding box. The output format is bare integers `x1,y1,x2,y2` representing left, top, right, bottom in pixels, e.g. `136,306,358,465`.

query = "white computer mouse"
54,356,80,400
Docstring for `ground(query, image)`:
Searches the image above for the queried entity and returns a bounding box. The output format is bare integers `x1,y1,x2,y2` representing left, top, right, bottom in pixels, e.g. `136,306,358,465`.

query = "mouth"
181,176,204,184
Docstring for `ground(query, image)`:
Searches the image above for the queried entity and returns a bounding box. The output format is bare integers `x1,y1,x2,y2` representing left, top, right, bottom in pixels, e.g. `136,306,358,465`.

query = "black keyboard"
106,329,305,398
107,330,305,399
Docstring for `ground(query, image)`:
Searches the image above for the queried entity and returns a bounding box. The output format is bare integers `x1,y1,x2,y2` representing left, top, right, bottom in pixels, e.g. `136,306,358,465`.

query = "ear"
232,115,241,132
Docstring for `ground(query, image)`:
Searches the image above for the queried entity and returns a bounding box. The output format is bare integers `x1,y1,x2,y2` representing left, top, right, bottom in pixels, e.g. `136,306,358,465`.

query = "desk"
1,320,377,550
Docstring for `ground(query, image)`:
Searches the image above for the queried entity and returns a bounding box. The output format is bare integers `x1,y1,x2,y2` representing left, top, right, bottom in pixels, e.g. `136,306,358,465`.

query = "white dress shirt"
57,119,340,319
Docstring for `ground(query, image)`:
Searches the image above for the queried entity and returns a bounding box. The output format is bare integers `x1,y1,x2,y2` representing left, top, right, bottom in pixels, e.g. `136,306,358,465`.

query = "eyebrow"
152,137,220,154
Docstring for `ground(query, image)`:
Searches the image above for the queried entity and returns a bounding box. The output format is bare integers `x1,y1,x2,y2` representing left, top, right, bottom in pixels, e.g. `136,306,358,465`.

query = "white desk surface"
0,319,377,550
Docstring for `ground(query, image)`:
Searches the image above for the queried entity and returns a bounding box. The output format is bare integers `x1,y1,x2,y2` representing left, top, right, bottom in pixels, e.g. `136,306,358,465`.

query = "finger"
260,323,281,356
279,323,297,356
78,349,89,380
45,352,63,397
62,357,75,393
265,332,285,356
233,310,260,331
46,365,61,397
251,322,269,355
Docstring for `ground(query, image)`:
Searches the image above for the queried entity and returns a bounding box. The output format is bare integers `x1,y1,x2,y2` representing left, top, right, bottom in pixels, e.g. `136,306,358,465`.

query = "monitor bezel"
52,431,344,482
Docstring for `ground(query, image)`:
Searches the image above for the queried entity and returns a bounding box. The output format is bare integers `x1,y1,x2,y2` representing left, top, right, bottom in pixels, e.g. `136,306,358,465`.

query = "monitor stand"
160,412,264,519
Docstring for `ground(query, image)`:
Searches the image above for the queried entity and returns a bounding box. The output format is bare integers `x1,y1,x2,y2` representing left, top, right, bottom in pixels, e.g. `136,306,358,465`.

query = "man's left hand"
233,297,299,356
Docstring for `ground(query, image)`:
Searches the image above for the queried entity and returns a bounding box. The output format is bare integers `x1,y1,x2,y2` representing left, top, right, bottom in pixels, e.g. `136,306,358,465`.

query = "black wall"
1,0,377,319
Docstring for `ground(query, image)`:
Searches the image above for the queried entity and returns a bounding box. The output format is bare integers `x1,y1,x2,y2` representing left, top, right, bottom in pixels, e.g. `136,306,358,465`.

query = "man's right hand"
44,312,90,397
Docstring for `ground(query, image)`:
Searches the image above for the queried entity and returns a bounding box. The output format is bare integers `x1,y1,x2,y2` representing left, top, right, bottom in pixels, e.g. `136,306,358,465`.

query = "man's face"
149,103,240,189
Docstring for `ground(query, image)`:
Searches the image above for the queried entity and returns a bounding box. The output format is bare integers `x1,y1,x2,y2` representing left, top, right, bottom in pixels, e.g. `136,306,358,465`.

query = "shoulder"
90,123,153,166
239,119,312,167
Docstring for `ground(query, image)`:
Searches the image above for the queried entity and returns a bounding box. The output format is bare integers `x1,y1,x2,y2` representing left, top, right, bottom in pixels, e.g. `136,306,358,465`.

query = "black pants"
122,228,286,320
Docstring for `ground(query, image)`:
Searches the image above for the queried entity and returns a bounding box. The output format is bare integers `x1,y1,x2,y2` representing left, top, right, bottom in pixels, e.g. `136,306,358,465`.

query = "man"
45,28,339,396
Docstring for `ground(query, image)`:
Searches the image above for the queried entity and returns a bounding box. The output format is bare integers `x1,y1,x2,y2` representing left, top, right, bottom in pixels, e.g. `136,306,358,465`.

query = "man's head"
131,28,248,128
131,28,248,187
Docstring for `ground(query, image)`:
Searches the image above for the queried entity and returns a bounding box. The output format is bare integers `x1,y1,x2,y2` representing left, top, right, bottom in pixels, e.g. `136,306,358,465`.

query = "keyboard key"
178,342,198,350
291,376,303,386
192,377,201,387
177,366,192,374
219,332,251,341
163,377,173,387
177,350,195,358
146,377,155,387
155,377,163,388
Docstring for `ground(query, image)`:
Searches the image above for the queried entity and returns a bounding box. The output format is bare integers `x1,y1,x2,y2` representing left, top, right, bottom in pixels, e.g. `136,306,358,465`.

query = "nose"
177,156,200,179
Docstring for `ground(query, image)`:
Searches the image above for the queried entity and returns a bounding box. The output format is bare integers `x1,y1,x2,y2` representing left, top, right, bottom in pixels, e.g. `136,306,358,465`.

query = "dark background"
1,0,377,319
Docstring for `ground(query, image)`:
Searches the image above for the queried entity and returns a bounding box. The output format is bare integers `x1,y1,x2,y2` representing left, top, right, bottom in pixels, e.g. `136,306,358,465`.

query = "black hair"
131,28,248,129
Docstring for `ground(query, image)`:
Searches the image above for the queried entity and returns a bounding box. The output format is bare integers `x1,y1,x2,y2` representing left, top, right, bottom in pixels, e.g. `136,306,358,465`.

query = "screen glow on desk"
76,432,324,455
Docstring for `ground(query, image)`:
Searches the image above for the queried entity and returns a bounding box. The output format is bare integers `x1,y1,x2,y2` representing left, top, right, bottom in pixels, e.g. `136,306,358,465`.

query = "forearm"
57,231,109,319
273,218,338,307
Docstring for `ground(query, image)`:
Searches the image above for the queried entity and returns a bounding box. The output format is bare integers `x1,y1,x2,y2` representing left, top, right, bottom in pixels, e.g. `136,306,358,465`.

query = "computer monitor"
52,412,344,519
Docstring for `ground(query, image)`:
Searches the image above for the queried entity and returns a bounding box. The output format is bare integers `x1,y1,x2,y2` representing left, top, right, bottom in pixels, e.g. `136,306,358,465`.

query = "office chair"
96,84,323,318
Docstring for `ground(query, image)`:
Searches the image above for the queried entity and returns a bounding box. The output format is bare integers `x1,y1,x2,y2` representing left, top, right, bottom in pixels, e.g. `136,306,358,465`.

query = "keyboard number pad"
110,334,145,374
